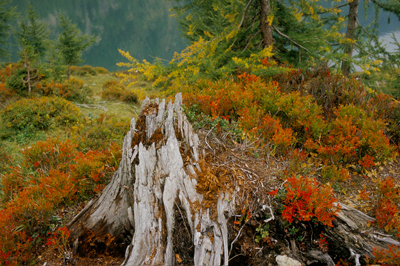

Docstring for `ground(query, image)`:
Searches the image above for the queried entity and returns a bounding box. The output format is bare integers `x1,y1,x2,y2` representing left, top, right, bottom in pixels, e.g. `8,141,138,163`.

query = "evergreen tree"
57,13,97,79
0,0,16,60
45,40,66,82
15,4,49,58
169,0,399,77
168,0,345,73
18,42,38,94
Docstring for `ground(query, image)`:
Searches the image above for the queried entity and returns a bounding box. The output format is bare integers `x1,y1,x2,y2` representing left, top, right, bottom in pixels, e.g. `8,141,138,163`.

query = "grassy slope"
1,65,400,264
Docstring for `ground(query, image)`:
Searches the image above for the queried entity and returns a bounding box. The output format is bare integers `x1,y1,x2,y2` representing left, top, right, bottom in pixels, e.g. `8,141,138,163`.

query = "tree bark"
260,0,273,49
341,0,359,77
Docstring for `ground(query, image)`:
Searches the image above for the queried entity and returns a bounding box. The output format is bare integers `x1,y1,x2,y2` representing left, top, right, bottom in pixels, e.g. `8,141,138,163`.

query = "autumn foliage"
276,175,340,227
0,136,122,263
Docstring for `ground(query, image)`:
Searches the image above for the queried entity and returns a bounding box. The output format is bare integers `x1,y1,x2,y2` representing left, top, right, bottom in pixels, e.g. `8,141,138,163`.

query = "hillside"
0,59,400,265
1,0,400,264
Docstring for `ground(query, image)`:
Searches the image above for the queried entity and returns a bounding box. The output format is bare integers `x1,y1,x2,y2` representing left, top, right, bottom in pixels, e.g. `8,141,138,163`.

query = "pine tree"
15,4,49,58
0,0,16,60
57,13,97,79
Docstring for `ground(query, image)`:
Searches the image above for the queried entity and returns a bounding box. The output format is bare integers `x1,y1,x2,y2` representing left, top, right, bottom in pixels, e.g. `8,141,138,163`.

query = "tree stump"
68,93,235,265
68,93,399,265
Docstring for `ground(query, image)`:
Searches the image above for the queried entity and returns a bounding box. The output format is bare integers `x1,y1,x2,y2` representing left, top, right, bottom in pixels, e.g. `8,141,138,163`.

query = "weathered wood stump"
68,93,398,265
69,94,235,265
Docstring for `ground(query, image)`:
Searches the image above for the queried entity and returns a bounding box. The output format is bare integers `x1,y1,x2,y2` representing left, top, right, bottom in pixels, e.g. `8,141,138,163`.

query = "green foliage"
62,78,92,103
255,223,270,243
101,80,138,104
71,113,130,150
15,4,49,58
0,96,83,140
70,65,97,76
6,67,27,93
94,66,109,74
184,103,243,143
33,78,92,104
57,13,97,78
0,0,16,60
45,40,66,82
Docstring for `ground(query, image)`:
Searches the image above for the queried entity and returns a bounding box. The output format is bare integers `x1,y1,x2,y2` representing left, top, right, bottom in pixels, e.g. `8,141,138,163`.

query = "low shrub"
0,136,122,264
273,175,340,227
0,63,21,83
101,80,138,103
122,90,138,103
71,113,129,150
70,65,97,76
374,177,400,232
0,97,83,140
95,66,109,74
0,83,18,105
6,68,28,93
35,78,92,103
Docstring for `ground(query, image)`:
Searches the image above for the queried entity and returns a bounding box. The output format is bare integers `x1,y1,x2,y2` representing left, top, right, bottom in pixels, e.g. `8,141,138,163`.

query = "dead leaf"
176,254,182,264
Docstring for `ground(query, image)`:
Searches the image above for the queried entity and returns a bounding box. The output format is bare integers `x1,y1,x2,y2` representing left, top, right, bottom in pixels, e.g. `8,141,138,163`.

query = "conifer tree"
168,0,399,77
15,4,49,58
18,42,38,94
57,13,97,79
169,0,345,71
0,0,16,60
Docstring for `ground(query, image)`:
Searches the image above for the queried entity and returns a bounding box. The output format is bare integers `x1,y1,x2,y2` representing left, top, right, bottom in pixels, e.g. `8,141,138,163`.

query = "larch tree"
57,13,97,79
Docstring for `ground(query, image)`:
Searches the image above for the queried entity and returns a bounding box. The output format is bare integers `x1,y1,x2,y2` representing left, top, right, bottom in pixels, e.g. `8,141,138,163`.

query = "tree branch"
272,25,310,53
318,2,350,14
238,0,255,30
240,30,261,54
356,18,376,39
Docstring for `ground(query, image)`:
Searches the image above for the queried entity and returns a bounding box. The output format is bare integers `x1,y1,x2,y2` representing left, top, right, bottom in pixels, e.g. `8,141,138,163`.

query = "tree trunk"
68,64,71,79
68,93,399,265
341,0,359,77
27,65,31,94
260,0,273,49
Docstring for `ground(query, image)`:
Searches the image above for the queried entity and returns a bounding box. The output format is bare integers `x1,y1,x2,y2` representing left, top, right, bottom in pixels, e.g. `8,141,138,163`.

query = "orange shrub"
21,138,78,173
372,244,400,265
0,136,122,264
279,175,340,227
375,177,400,232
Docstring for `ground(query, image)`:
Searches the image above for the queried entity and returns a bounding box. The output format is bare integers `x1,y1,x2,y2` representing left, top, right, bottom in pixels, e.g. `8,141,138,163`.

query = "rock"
276,255,302,266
